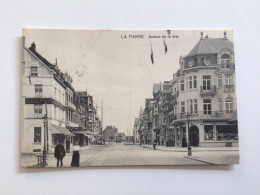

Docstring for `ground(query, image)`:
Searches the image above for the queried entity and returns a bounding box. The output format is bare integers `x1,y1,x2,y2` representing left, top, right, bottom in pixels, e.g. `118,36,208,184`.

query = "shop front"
50,124,75,153
166,126,175,147
200,122,238,147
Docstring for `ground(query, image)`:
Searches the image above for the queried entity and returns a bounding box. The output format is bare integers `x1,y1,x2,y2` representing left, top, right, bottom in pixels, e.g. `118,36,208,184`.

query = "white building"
21,39,76,153
169,32,238,147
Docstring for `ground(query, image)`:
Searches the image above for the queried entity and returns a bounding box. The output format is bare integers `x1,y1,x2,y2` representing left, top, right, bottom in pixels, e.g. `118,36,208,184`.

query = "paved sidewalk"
21,145,96,168
140,144,239,164
141,144,239,152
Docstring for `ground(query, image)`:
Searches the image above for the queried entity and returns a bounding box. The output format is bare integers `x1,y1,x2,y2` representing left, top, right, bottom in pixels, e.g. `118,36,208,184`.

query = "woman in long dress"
71,141,80,167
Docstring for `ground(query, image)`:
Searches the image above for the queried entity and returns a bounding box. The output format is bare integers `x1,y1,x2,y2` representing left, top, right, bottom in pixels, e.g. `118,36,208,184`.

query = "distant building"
103,126,118,142
118,132,126,141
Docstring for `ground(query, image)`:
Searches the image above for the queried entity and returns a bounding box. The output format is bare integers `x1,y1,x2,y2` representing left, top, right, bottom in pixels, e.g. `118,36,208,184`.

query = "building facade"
134,32,238,147
21,39,102,153
103,126,118,142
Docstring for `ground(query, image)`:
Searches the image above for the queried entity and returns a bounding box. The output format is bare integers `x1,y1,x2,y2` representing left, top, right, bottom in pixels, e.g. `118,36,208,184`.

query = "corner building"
170,33,238,147
21,40,77,153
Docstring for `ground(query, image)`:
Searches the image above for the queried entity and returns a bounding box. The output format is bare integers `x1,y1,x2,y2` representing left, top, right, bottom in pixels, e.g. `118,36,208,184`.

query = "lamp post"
185,113,192,156
42,114,48,165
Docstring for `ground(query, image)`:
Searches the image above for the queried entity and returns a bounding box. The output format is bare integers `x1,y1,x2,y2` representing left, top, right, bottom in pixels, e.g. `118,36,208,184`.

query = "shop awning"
73,131,96,138
73,130,89,135
51,124,74,136
227,116,238,124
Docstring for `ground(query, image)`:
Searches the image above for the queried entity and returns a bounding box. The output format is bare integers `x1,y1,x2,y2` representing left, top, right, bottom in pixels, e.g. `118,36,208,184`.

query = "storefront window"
204,125,213,141
216,125,238,141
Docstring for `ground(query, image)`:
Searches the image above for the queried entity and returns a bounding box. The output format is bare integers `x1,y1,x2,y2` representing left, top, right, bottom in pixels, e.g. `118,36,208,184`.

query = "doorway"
190,126,199,146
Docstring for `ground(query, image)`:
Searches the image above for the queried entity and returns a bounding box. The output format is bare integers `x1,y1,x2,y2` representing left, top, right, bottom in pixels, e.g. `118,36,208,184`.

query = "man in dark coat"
153,140,157,150
54,140,66,167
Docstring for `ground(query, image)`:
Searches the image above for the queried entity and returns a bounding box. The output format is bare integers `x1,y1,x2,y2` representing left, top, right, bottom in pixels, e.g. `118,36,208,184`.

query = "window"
31,66,38,76
225,98,233,114
35,84,42,97
54,87,57,100
203,76,211,90
59,91,61,102
216,125,238,141
181,101,185,113
218,74,222,87
203,99,211,114
189,76,192,89
66,93,68,103
193,76,197,88
180,79,185,91
221,54,230,68
204,125,214,141
219,99,223,113
54,106,57,119
34,127,41,143
34,104,42,117
225,74,232,85
190,99,193,113
194,99,198,113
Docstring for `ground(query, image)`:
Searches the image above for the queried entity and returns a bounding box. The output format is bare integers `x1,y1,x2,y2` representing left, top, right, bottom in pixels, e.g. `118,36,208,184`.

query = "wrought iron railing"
224,85,235,93
200,85,216,95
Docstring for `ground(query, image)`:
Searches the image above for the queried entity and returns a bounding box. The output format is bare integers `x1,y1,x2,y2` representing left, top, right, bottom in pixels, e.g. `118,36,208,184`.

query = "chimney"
223,31,228,40
30,42,36,53
200,31,204,40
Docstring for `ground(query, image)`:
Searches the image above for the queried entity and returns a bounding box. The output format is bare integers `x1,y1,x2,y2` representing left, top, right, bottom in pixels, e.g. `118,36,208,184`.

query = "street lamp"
42,114,48,165
185,113,192,156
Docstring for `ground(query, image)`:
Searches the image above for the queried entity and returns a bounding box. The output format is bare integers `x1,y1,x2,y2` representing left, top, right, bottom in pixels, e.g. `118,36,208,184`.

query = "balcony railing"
176,110,237,120
200,85,216,96
224,85,235,93
65,101,76,111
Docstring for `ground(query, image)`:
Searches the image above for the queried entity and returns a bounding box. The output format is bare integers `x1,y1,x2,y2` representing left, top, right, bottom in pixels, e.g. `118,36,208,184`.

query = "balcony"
224,85,235,93
200,85,216,96
65,101,76,111
176,110,237,120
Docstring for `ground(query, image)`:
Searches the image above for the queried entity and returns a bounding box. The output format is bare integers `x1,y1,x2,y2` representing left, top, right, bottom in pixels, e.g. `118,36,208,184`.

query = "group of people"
54,140,81,167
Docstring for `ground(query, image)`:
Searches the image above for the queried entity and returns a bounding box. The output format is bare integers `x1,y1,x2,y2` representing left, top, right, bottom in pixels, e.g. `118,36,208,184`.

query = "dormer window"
221,54,230,68
31,66,38,76
188,60,193,68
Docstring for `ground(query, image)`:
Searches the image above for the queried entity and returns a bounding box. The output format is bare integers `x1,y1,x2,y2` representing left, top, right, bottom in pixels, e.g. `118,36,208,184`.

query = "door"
190,126,199,146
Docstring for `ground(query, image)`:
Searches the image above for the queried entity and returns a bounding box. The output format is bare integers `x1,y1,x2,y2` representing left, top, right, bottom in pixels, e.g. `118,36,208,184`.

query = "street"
21,143,239,167
80,143,207,166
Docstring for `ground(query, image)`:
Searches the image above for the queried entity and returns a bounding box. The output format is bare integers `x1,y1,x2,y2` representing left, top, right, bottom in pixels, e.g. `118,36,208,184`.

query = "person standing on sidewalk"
71,141,80,167
153,140,157,150
54,140,66,167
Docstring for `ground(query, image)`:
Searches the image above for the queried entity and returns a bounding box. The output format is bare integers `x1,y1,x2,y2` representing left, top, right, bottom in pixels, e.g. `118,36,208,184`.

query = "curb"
184,156,216,165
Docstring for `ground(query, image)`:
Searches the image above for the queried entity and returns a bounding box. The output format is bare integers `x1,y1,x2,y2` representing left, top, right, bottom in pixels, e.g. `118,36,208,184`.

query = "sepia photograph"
21,29,239,168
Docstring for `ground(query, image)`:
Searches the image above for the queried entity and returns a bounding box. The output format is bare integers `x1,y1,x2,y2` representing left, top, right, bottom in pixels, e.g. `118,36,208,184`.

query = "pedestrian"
153,140,157,150
54,140,66,167
71,141,80,167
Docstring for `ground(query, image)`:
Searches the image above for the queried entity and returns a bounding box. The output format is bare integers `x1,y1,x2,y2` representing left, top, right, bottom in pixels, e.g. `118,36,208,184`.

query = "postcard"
21,29,239,168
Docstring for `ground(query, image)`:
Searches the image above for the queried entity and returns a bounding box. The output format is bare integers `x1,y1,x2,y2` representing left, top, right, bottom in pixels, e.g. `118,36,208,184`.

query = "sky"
23,29,233,135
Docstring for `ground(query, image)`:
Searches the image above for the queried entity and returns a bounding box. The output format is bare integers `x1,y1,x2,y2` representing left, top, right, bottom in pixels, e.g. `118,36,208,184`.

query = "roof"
145,98,153,109
162,83,173,92
153,83,161,94
185,38,234,57
51,125,74,136
28,44,75,91
75,91,88,97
